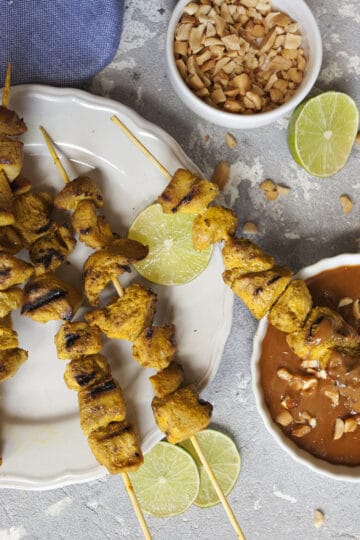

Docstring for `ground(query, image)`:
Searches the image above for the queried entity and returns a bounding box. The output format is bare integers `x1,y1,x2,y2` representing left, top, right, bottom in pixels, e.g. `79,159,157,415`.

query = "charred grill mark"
267,275,281,286
88,379,117,397
177,188,195,208
0,268,10,278
34,249,63,269
145,328,154,339
80,227,91,235
160,193,170,201
21,289,67,313
75,371,97,387
0,157,11,165
255,287,263,296
65,332,81,349
35,221,52,235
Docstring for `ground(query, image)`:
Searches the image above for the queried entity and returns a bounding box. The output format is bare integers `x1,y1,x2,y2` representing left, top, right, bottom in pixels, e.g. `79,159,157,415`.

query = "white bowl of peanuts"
167,0,322,129
251,253,360,481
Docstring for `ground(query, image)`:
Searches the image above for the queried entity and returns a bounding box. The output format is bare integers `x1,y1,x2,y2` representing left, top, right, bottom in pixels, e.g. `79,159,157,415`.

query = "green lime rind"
287,91,359,178
128,441,200,517
128,203,212,286
179,429,241,508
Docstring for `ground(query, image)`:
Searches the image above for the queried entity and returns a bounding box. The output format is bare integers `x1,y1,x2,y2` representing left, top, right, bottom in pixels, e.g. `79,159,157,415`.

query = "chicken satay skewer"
111,117,245,540
39,126,151,540
40,126,124,298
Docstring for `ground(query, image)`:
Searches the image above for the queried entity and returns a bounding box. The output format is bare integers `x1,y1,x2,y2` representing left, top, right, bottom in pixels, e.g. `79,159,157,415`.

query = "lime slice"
288,91,359,177
128,203,212,285
128,441,199,517
179,429,241,508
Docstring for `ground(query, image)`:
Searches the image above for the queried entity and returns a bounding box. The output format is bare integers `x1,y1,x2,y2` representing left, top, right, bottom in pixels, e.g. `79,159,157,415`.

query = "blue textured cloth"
0,0,124,87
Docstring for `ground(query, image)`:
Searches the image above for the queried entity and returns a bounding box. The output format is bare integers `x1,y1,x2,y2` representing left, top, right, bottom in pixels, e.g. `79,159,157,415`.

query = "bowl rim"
251,253,360,482
166,0,323,128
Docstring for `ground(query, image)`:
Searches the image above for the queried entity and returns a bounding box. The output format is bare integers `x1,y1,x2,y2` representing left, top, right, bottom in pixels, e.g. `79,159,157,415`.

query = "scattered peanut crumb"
260,179,278,201
226,132,237,149
243,221,258,234
340,194,353,214
211,160,230,189
356,132,360,145
313,509,325,529
204,134,209,142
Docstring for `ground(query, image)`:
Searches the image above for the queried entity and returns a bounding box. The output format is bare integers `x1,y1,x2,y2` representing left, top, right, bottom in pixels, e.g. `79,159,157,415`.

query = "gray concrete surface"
1,1,360,538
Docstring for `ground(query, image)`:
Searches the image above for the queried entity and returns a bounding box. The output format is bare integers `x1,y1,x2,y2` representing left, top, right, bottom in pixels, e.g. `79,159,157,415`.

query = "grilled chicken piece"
0,287,23,318
13,191,53,245
158,168,219,214
55,321,102,360
269,279,312,333
192,206,237,251
0,313,12,328
88,421,143,474
0,106,27,136
11,175,32,195
149,362,184,398
71,200,113,249
132,325,176,370
223,265,293,320
0,326,18,350
29,223,76,275
152,384,213,444
85,284,156,341
0,347,28,382
78,378,126,436
222,237,275,272
54,176,104,210
287,306,360,368
21,272,82,323
0,170,14,225
64,354,111,391
0,252,33,290
0,226,23,254
0,137,23,181
84,238,149,306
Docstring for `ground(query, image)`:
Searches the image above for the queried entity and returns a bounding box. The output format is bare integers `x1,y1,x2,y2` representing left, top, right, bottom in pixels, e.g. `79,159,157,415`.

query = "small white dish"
166,0,323,129
251,253,360,481
0,85,233,490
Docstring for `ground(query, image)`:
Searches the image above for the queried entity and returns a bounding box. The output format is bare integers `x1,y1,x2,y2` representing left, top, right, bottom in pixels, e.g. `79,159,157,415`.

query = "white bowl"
251,253,360,481
166,0,323,129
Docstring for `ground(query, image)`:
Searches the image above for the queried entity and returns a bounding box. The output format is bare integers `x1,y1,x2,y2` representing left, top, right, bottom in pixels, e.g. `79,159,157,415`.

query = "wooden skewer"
39,125,152,540
112,117,246,540
111,115,172,181
2,62,11,108
40,126,71,184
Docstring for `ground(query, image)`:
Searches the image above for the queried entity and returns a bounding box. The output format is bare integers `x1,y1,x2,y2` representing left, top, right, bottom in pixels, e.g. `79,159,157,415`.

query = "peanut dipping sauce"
260,265,360,466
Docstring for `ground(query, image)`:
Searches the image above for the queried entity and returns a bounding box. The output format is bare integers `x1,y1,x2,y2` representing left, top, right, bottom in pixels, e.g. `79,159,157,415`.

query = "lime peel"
288,91,359,178
128,203,212,286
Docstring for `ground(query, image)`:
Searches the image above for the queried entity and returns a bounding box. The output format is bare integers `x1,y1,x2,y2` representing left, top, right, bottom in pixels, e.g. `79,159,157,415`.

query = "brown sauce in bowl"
260,265,360,465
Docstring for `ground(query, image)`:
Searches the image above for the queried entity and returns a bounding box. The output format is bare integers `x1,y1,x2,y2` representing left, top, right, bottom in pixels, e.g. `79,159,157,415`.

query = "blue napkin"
0,0,124,87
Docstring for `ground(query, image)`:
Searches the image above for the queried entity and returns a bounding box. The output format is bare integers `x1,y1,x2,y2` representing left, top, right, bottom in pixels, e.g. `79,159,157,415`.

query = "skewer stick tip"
111,115,172,181
190,435,246,540
2,62,12,108
122,472,152,540
39,126,70,184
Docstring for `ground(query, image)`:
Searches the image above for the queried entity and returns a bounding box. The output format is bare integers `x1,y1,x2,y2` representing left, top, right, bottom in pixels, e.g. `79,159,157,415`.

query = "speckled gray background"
1,1,360,539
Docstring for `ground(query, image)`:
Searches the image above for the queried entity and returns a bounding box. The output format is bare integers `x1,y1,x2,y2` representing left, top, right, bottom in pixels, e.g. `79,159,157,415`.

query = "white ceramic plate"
252,253,360,481
0,85,233,490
